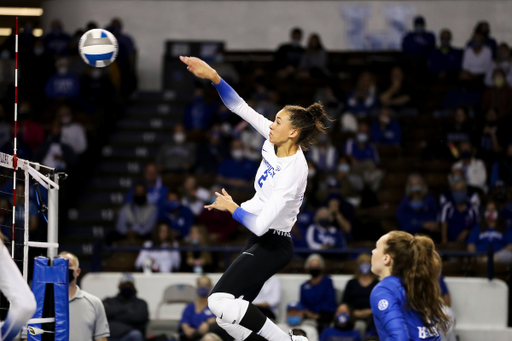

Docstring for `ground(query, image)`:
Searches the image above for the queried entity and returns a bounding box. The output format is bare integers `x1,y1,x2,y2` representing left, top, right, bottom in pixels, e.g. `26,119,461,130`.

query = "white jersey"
214,79,308,236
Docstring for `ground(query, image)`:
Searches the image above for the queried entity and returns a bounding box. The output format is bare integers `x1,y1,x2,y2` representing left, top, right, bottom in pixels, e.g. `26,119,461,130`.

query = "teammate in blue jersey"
370,231,451,341
180,56,329,341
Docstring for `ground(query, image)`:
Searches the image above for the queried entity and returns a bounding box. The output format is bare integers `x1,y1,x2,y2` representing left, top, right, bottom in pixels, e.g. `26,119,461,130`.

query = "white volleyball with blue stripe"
78,29,118,68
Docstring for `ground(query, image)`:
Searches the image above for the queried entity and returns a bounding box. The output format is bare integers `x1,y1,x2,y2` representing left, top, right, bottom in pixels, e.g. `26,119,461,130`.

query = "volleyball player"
370,231,452,340
0,233,36,341
180,56,328,341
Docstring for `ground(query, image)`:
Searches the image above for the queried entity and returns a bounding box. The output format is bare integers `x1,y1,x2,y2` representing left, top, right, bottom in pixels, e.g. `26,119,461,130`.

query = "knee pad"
208,292,249,324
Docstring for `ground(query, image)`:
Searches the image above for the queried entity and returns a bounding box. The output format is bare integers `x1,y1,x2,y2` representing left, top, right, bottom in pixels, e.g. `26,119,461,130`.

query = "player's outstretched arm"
179,56,221,84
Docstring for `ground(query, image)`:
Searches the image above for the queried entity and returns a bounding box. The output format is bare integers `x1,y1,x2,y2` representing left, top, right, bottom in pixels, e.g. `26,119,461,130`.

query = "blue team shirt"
402,32,436,57
440,202,479,242
371,119,402,146
344,139,380,164
396,195,439,234
300,276,337,314
320,327,362,341
371,276,441,341
466,225,512,253
217,158,258,182
180,303,215,329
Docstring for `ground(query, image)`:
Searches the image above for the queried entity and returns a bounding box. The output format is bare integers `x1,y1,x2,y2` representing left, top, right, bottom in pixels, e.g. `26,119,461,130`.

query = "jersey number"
258,170,269,187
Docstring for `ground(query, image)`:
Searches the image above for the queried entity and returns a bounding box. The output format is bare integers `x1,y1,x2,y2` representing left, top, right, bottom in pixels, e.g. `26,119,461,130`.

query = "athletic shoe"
289,330,308,341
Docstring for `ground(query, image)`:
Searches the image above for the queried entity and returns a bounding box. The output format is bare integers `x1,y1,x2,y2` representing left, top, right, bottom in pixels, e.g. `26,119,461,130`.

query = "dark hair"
385,231,451,333
291,27,302,36
152,222,173,246
480,200,505,233
285,102,329,151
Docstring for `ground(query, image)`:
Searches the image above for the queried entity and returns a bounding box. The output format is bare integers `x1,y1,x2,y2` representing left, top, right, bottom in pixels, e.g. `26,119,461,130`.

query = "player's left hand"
204,188,238,212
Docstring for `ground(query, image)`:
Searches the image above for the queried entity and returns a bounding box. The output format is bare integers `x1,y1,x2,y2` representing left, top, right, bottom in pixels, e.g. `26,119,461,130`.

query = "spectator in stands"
135,222,181,273
468,21,497,57
396,173,440,240
401,16,436,58
184,88,216,133
442,71,482,110
370,107,401,146
59,252,110,341
43,19,71,57
180,275,216,341
443,106,474,154
490,143,512,188
319,304,361,341
300,254,337,333
308,133,338,174
16,101,44,151
484,43,512,87
440,178,480,243
428,29,463,79
185,225,213,273
341,254,379,329
45,58,81,100
197,185,238,243
467,200,512,264
314,85,343,129
275,27,305,78
103,273,149,341
160,188,194,239
33,120,78,172
462,32,493,77
344,123,383,192
452,141,487,193
441,171,480,208
345,72,379,117
379,66,413,113
476,107,507,162
157,124,196,173
482,68,512,118
334,156,364,204
211,46,239,85
298,33,329,79
181,175,211,216
216,139,258,191
277,302,319,341
293,197,316,249
252,276,281,320
195,125,229,175
306,207,345,250
57,105,87,155
115,183,158,242
126,163,168,210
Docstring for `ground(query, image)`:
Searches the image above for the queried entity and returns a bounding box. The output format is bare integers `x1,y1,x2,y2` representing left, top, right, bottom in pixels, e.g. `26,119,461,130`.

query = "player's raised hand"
204,188,238,213
179,56,221,84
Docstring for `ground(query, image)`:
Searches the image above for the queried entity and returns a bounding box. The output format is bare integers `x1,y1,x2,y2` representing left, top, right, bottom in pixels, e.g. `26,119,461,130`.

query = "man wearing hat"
276,302,318,341
402,15,436,57
102,273,149,341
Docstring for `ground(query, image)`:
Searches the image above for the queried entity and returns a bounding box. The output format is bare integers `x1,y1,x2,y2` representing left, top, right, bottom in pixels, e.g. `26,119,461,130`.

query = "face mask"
494,76,505,88
214,54,225,63
338,164,350,173
196,286,210,297
120,287,135,298
291,39,301,46
309,268,321,278
57,67,68,76
336,312,350,325
318,218,330,228
61,116,72,124
441,39,451,48
460,150,472,159
166,200,180,211
414,25,425,33
68,269,75,282
53,28,62,35
92,69,102,79
134,195,147,206
174,132,185,144
232,149,244,160
308,168,316,178
356,133,368,143
452,191,467,204
34,47,44,56
485,210,498,221
409,200,423,210
359,262,371,275
410,184,423,193
472,41,483,49
286,316,302,326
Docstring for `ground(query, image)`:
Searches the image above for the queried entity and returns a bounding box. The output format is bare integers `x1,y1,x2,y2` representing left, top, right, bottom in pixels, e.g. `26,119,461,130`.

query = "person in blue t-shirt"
306,207,345,251
319,304,361,341
428,29,463,79
402,16,436,58
467,201,512,264
396,174,440,241
45,58,80,100
184,88,217,132
125,163,169,212
345,72,379,117
159,189,195,240
216,139,258,192
300,254,337,334
180,275,216,341
370,231,452,341
371,107,402,146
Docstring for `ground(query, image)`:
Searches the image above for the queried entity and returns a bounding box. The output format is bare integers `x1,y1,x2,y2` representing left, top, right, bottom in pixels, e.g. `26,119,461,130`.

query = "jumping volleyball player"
0,233,36,341
370,231,452,340
180,56,328,341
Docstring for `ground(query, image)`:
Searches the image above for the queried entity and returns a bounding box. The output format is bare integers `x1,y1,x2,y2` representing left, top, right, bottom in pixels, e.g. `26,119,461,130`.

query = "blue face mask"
359,262,371,275
338,164,350,173
336,313,350,324
196,286,210,297
409,200,423,210
166,200,180,211
452,191,467,204
286,316,302,326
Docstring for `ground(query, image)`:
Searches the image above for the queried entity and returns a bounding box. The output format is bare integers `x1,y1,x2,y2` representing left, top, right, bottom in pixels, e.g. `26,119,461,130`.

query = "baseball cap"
119,273,135,285
286,302,305,311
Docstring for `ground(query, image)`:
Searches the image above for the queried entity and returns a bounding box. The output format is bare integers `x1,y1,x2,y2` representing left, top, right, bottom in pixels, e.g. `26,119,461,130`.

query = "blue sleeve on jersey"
371,285,410,341
213,79,243,110
232,207,258,232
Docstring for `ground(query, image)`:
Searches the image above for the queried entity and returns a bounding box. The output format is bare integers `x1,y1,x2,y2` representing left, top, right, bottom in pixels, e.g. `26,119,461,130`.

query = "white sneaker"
289,330,308,341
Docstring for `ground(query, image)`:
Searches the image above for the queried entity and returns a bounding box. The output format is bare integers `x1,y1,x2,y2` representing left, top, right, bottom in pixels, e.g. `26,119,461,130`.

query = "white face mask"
357,133,368,143
174,132,185,144
308,168,316,178
91,69,102,79
232,149,244,160
57,67,68,76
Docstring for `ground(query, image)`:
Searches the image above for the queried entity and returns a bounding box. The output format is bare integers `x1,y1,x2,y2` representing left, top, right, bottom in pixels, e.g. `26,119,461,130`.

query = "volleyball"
78,29,118,68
